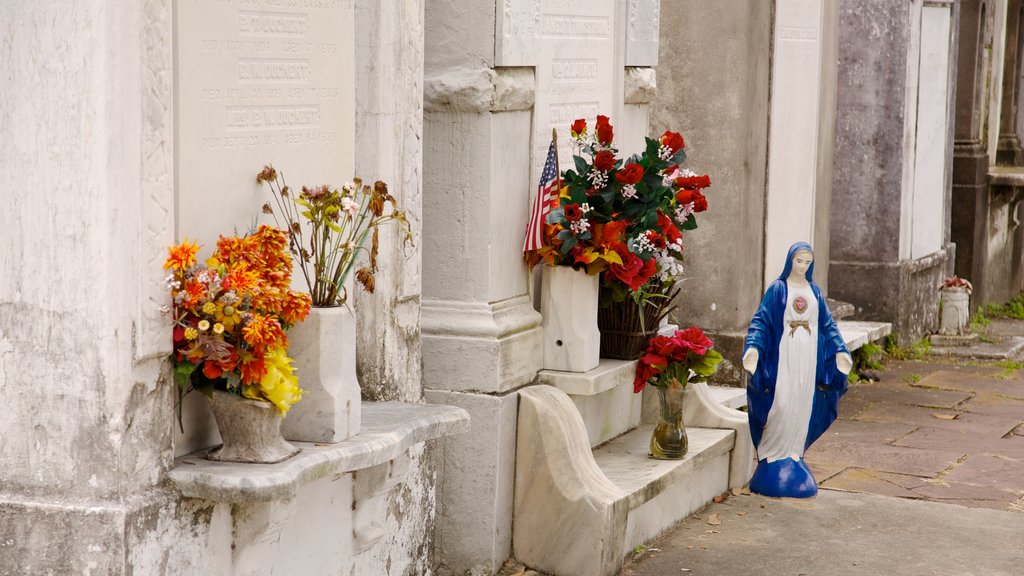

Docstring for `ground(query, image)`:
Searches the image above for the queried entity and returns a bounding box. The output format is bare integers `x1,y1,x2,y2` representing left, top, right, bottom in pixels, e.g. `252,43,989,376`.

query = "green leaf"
574,155,589,174
680,214,698,231
173,363,196,392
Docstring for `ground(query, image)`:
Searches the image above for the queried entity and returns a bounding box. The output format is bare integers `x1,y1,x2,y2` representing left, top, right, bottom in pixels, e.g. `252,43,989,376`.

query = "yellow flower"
202,302,217,315
213,323,225,334
184,327,198,340
216,304,242,332
241,346,303,414
164,239,200,271
198,320,210,331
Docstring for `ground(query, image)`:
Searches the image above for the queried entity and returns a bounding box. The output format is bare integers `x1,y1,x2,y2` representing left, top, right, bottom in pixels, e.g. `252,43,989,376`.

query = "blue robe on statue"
744,242,849,497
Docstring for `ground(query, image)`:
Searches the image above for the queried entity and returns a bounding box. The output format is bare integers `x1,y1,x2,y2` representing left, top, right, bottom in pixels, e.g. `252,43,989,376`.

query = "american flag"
523,137,560,252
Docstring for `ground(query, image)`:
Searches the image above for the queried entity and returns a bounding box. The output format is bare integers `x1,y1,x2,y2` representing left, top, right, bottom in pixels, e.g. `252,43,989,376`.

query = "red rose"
608,247,643,287
570,118,587,137
563,203,582,221
673,327,713,356
636,257,657,289
633,361,661,393
657,212,682,245
692,191,708,213
594,149,615,172
676,188,699,205
596,115,614,146
615,163,644,185
645,230,666,250
660,131,685,153
674,174,711,190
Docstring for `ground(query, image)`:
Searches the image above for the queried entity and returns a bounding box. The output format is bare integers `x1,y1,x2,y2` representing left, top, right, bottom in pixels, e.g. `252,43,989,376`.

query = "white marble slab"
175,0,355,249
838,320,893,352
908,4,952,259
538,358,636,396
168,401,469,502
625,0,660,66
706,385,747,410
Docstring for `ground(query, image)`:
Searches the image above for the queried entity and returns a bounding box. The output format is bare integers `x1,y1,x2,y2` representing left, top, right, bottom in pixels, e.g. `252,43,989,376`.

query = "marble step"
706,385,747,410
837,320,892,352
513,385,739,576
594,425,735,557
538,359,641,448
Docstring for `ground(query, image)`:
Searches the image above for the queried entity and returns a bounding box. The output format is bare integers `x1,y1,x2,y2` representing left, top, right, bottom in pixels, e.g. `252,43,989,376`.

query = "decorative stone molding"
492,67,536,112
680,382,754,489
353,451,412,552
624,67,657,105
423,66,536,113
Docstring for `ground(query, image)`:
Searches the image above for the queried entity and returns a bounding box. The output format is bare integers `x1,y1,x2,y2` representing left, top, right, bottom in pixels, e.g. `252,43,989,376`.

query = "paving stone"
805,440,964,478
852,402,963,428
942,452,1024,488
959,391,1024,417
842,382,974,409
931,336,1024,360
819,468,927,500
892,415,1022,451
910,479,1022,506
807,461,846,483
818,418,918,445
985,317,1024,338
917,370,1024,397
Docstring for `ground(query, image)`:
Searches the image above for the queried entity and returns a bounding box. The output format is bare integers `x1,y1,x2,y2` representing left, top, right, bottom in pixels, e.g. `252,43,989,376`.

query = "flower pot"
650,385,688,460
540,265,600,372
938,287,971,336
206,391,301,464
598,297,664,360
281,306,361,443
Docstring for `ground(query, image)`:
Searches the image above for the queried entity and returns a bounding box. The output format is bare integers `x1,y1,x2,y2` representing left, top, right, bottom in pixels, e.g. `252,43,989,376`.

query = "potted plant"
164,225,311,463
633,327,723,459
563,118,712,360
257,166,412,442
938,275,973,336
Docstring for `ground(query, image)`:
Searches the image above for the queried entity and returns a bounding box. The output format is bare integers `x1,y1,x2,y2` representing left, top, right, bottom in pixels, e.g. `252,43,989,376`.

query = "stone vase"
282,306,361,443
649,385,688,460
206,391,301,464
540,265,600,372
938,287,971,336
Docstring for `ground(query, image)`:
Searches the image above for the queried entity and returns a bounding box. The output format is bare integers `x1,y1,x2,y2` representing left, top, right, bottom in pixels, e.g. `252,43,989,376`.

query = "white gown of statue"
758,283,818,463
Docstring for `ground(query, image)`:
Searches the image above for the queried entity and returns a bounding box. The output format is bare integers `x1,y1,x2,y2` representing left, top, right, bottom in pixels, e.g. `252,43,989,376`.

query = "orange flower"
164,239,200,271
239,353,267,385
280,291,312,325
224,262,259,295
242,313,286,351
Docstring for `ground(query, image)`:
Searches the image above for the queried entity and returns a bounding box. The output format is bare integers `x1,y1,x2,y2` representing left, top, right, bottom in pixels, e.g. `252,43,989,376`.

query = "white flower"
658,144,674,161
621,184,637,199
586,169,609,190
341,196,359,217
580,203,592,215
675,203,695,224
570,219,591,235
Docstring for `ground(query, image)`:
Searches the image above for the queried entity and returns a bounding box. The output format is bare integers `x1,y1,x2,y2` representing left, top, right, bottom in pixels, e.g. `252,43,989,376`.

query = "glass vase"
649,385,688,460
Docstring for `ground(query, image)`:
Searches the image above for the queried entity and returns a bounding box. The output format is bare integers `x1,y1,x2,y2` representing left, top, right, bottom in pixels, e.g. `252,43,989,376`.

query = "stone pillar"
649,0,770,383
997,0,1024,165
0,1,177,571
828,0,959,344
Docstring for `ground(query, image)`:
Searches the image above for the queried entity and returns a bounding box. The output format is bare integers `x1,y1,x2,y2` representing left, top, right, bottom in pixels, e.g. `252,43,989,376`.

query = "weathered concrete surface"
621,490,1024,576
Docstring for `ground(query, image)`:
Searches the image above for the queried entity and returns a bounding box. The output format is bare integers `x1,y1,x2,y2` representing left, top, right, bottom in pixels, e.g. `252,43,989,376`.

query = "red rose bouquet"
633,327,724,393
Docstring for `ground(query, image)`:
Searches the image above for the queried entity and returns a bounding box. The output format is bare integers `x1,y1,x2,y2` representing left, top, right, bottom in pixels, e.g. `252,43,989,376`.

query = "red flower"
571,118,587,137
692,191,708,213
563,203,583,221
594,149,615,172
660,131,686,153
615,163,644,185
645,230,666,250
633,361,661,393
673,327,714,356
656,212,682,245
607,246,644,290
674,174,711,190
596,115,614,146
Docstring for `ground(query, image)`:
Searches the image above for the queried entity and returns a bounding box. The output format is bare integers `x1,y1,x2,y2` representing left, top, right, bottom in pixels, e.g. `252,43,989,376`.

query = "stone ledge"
168,402,470,502
537,358,636,396
838,320,892,351
987,165,1024,187
706,385,747,410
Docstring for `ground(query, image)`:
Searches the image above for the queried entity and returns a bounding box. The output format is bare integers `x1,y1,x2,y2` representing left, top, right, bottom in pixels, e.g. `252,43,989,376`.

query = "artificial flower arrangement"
526,116,712,307
257,165,413,307
633,327,724,393
164,225,312,423
940,275,973,294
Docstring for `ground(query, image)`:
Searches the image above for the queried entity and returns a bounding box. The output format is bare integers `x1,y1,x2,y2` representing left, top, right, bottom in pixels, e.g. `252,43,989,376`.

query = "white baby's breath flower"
621,184,637,199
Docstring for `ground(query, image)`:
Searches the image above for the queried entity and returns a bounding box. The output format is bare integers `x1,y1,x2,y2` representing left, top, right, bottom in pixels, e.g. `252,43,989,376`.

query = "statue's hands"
836,352,853,375
742,348,759,374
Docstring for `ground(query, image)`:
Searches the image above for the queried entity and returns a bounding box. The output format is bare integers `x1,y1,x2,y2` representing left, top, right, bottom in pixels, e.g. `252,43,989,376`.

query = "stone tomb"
173,0,356,454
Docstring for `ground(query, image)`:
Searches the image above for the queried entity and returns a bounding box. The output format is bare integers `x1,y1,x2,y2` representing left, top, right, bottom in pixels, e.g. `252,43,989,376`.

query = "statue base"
749,457,818,498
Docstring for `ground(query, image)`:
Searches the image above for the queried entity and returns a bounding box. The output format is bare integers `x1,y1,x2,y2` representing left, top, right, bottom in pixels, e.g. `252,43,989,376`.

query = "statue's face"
791,250,813,278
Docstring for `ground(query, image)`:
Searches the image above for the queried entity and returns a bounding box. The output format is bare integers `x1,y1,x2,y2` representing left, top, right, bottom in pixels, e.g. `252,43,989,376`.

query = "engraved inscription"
548,102,600,125
225,105,320,130
551,59,599,81
541,15,610,38
238,58,311,82
239,11,309,35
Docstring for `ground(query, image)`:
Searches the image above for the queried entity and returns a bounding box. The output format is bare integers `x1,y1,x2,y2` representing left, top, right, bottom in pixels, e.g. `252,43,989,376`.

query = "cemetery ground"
505,316,1024,576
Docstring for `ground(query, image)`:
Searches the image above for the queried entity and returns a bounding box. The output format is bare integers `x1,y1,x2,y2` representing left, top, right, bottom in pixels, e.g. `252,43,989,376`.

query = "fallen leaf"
705,530,720,534
699,544,708,550
680,569,692,573
931,413,959,420
706,513,721,526
742,487,751,495
712,495,725,504
736,511,748,516
731,487,742,496
760,504,766,509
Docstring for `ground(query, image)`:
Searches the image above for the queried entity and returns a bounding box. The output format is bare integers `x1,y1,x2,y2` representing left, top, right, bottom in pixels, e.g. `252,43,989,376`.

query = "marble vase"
938,287,971,336
206,391,301,464
540,265,600,372
281,306,361,443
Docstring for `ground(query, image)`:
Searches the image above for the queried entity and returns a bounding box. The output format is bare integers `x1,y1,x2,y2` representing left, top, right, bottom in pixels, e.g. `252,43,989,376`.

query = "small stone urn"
933,276,977,346
207,391,301,464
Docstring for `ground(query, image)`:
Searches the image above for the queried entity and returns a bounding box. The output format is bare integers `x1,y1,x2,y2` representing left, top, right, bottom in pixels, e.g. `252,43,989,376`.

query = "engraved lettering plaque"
175,0,354,246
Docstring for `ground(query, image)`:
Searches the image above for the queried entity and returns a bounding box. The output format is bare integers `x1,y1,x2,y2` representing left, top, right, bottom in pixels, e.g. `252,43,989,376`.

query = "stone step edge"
593,425,735,513
838,320,892,352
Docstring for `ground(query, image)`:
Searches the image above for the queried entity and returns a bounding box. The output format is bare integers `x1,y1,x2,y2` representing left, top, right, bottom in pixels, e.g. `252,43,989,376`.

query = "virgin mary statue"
742,242,852,498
